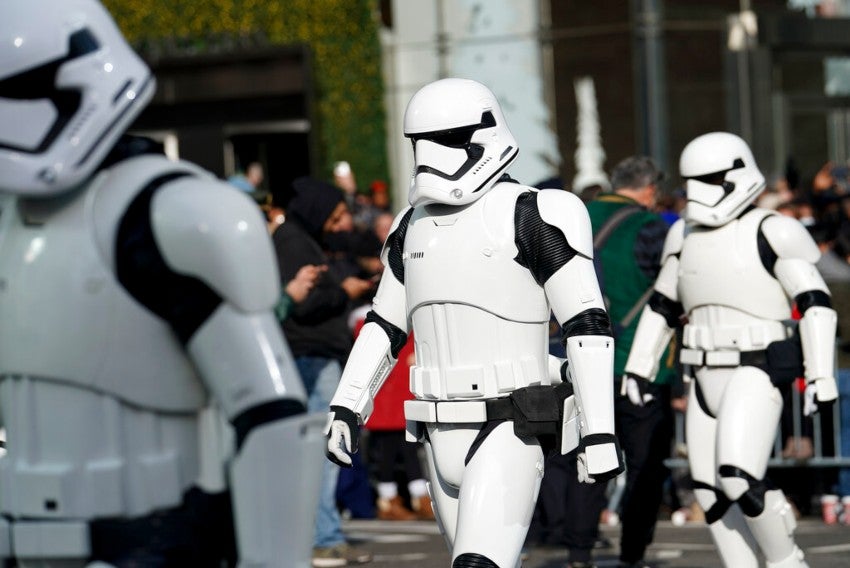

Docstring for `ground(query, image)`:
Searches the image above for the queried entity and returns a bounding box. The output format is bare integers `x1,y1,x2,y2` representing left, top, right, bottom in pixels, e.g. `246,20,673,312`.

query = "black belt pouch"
765,329,804,385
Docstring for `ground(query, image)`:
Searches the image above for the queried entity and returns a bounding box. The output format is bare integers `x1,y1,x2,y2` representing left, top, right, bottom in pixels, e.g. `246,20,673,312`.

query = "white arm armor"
537,189,607,317
765,215,838,399
153,178,324,566
329,207,411,423
566,335,615,437
329,320,396,423
624,255,680,381
799,307,838,392
625,307,675,381
153,178,306,414
535,190,615,439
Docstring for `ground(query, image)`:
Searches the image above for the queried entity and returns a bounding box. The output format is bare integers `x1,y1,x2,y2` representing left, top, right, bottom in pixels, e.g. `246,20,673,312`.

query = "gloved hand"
803,377,838,417
576,433,624,484
325,405,360,468
620,373,655,407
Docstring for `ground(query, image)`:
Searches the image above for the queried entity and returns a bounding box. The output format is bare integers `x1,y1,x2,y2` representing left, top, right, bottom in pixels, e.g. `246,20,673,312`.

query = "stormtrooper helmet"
679,132,765,227
0,0,155,196
403,78,518,207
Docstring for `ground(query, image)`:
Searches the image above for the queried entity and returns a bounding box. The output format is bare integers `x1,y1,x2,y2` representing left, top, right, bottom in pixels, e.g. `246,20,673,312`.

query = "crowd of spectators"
237,160,420,566
230,153,850,566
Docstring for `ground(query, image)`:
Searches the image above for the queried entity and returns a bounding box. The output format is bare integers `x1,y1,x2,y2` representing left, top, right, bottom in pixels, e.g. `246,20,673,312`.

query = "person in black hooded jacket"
274,177,373,361
272,176,375,565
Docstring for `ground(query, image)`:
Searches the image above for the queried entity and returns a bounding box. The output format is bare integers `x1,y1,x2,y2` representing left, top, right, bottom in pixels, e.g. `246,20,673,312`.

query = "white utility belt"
682,322,787,352
403,398,505,443
404,398,492,424
680,347,766,367
404,397,513,442
402,395,581,455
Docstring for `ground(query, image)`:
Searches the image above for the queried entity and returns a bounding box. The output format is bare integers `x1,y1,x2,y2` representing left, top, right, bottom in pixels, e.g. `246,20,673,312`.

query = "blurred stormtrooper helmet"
403,78,518,207
680,132,765,227
0,0,155,196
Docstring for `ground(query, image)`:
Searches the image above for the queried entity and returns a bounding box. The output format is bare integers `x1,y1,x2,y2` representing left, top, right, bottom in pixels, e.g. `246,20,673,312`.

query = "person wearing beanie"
273,177,375,566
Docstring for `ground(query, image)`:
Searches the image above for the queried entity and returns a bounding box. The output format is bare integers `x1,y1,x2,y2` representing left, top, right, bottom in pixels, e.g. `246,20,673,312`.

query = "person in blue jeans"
273,177,376,566
297,358,349,546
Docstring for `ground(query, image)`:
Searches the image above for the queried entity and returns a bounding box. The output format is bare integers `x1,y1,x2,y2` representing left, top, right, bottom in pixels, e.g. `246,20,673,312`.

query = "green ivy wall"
105,0,388,190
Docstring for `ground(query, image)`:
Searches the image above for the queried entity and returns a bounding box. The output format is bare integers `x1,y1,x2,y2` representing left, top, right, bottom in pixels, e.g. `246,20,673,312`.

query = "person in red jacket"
356,323,434,521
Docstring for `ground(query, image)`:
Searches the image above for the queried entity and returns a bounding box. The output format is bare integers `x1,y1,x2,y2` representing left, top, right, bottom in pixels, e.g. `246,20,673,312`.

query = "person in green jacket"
562,156,675,568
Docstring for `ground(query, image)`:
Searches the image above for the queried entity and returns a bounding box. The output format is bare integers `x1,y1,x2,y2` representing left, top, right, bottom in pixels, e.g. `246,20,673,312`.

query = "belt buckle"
705,351,740,366
436,401,487,423
680,348,704,366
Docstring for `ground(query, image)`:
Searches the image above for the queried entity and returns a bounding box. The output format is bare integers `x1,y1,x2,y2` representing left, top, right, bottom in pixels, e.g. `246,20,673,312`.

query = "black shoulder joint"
514,192,578,285
387,208,414,284
757,219,779,277
116,171,222,344
364,310,408,358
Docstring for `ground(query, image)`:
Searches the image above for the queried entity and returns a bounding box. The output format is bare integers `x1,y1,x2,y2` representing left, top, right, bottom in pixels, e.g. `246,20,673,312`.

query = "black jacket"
272,178,353,363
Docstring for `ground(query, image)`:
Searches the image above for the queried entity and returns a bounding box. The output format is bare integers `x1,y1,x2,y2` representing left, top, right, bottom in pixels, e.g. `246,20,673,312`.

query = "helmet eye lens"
0,61,64,100
692,171,727,186
407,111,497,149
408,110,505,188
685,158,749,207
685,158,746,187
428,125,477,149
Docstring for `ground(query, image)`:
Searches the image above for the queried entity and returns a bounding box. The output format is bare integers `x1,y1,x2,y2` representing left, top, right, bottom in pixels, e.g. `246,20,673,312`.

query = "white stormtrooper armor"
325,78,623,568
0,1,324,566
625,132,837,568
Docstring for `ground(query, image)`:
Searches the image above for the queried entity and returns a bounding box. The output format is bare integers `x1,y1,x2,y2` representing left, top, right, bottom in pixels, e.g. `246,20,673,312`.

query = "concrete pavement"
343,517,850,567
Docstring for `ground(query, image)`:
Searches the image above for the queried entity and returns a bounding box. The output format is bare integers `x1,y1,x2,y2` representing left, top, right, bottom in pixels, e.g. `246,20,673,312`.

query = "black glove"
325,405,360,468
620,373,656,407
576,433,625,484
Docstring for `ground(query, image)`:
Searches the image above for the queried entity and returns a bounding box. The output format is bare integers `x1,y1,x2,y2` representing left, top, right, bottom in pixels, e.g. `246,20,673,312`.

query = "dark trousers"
614,382,672,563
535,381,672,564
368,430,425,483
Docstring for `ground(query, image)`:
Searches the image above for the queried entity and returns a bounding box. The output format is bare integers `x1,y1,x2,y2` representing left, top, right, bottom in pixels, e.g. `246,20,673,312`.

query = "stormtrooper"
0,1,324,566
625,132,837,568
324,78,624,568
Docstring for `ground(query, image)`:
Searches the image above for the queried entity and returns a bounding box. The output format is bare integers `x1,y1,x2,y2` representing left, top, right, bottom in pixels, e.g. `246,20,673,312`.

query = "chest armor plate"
402,186,550,323
0,176,205,411
678,210,790,321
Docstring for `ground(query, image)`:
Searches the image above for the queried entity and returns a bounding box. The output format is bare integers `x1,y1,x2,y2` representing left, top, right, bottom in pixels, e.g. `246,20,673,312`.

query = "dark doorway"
227,130,311,208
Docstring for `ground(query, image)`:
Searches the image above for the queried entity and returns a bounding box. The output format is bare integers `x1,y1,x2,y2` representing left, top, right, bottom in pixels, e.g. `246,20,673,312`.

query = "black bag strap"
618,285,655,331
593,204,643,249
593,204,653,333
